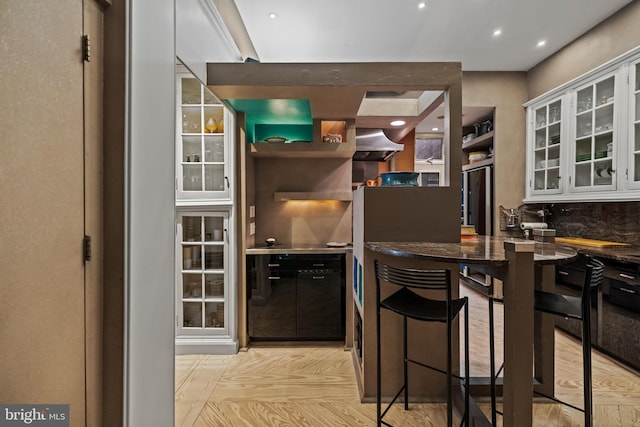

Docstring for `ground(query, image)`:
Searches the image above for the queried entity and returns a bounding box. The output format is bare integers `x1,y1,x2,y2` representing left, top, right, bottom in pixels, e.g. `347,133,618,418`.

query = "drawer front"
609,281,640,313
296,254,344,270
605,266,640,287
556,266,584,287
265,254,298,271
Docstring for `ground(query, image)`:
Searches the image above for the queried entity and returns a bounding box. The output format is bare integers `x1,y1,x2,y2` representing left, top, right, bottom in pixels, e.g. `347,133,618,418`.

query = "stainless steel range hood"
353,128,404,162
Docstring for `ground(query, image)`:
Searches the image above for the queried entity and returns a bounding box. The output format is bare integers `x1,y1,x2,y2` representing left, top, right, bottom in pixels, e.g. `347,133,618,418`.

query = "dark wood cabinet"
555,256,640,371
247,253,345,340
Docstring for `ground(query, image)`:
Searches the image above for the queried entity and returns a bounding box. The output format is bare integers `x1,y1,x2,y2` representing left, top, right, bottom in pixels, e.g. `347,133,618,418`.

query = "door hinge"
83,235,92,261
82,35,91,62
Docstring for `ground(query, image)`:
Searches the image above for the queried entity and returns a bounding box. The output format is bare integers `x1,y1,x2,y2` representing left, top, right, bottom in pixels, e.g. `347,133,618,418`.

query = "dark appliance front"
461,165,494,291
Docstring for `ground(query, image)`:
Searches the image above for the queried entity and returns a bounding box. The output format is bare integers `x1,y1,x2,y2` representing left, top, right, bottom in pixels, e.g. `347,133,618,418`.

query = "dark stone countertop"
551,243,640,265
365,236,578,266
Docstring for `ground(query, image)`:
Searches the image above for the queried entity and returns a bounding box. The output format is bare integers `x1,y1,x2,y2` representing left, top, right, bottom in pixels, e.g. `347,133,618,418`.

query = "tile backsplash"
528,202,640,245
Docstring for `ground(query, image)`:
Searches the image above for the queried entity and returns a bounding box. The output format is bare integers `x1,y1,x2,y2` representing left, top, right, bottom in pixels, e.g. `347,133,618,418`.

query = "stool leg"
447,305,453,427
583,306,593,427
404,316,409,410
489,296,497,426
376,290,382,426
464,298,470,426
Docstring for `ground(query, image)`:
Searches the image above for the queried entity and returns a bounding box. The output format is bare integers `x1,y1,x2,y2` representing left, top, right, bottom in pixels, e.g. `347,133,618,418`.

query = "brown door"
0,1,103,424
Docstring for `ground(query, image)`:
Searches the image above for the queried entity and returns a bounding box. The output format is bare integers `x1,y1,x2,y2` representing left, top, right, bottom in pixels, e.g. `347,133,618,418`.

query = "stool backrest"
582,257,604,309
374,261,450,291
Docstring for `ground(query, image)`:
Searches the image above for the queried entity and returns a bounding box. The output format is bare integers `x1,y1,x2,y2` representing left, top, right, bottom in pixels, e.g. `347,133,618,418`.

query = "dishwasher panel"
297,270,344,339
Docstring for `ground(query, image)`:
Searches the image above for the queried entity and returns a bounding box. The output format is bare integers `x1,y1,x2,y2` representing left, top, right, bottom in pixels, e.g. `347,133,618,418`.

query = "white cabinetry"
177,75,232,203
175,70,236,354
569,73,617,193
530,96,563,195
628,59,640,190
525,47,640,202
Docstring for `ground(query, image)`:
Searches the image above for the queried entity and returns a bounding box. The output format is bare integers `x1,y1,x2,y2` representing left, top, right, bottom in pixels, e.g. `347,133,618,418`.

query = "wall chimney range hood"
353,128,404,162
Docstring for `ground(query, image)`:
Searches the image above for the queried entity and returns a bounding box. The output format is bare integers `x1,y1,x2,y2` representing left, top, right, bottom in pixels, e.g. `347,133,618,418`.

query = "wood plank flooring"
176,285,640,426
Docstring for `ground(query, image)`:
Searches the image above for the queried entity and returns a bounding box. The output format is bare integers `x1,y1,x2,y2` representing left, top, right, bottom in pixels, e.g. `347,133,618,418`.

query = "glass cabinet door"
570,73,616,192
629,60,640,189
531,98,563,194
177,76,230,201
177,212,228,335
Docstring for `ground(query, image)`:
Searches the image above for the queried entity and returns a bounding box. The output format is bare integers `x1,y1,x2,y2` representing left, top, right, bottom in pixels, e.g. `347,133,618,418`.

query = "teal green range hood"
224,99,313,143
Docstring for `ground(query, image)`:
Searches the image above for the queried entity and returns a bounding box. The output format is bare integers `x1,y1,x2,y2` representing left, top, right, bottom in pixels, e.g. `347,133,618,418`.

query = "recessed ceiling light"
390,120,406,126
418,2,426,9
432,127,439,131
537,40,547,48
269,12,277,19
493,29,502,37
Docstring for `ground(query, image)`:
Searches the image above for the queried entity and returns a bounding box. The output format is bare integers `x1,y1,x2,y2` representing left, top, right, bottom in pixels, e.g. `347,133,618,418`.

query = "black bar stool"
375,260,470,427
489,255,604,427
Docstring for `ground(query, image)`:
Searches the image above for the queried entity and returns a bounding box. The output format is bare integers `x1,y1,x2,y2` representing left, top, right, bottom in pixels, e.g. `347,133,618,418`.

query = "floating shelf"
249,141,355,158
462,130,494,152
273,191,353,201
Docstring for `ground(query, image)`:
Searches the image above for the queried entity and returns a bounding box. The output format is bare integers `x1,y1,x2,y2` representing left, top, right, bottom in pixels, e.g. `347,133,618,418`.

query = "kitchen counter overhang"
246,245,352,255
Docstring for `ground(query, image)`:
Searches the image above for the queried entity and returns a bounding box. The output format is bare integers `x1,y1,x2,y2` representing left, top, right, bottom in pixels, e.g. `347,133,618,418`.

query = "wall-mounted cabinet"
628,58,640,190
525,46,640,202
177,75,233,203
530,96,563,194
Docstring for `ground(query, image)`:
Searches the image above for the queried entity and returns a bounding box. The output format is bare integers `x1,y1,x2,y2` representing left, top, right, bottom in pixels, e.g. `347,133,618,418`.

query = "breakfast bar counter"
363,237,578,426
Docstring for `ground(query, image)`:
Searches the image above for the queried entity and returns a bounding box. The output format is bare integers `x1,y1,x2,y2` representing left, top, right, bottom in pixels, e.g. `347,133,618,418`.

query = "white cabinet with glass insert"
176,212,237,354
628,59,640,190
570,73,617,192
177,75,232,202
530,97,563,195
524,46,640,202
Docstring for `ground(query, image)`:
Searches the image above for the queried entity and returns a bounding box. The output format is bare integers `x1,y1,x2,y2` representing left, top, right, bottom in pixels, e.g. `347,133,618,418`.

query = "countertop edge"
246,247,352,255
555,243,640,264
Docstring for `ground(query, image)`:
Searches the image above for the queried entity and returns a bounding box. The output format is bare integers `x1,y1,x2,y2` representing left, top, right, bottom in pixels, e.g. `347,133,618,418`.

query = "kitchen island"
362,237,577,426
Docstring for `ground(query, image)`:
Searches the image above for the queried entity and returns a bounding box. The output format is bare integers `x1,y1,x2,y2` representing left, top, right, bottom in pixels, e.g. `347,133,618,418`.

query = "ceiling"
229,0,632,71
208,0,633,136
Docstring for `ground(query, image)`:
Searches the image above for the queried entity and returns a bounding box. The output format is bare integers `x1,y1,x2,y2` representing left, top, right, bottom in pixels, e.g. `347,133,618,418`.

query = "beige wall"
462,72,529,237
528,1,640,99
253,158,353,246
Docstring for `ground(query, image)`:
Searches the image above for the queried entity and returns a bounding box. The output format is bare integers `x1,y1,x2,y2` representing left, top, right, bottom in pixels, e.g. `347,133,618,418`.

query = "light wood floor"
176,285,640,426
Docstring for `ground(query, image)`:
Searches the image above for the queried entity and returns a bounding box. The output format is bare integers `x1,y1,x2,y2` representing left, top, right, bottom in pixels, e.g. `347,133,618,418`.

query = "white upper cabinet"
529,96,564,196
568,72,618,193
525,47,640,202
176,75,233,204
628,59,640,190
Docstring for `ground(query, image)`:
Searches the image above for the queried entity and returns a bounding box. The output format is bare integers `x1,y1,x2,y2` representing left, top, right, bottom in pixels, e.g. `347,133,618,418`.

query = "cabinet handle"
312,263,325,267
618,287,636,294
619,273,636,280
268,263,280,267
268,276,281,280
312,276,325,280
558,270,570,276
225,176,230,189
